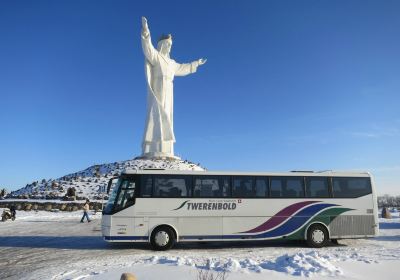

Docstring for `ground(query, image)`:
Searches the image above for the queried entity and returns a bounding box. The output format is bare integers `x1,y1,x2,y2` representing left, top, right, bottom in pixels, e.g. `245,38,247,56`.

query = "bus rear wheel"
150,226,175,251
306,224,328,248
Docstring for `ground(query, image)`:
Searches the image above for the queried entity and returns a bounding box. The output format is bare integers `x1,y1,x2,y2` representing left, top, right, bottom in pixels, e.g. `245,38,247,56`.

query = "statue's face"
158,38,172,56
164,39,172,53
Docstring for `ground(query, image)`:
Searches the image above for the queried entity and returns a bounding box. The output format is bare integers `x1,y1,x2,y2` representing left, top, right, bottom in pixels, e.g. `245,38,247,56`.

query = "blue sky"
0,0,399,194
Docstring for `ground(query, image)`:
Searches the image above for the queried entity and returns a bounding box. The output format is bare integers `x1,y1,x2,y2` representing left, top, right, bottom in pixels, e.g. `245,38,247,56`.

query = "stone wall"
0,200,104,212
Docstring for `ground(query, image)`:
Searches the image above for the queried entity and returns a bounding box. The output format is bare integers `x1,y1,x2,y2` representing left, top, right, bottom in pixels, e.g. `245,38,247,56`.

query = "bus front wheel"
306,224,328,248
150,226,175,251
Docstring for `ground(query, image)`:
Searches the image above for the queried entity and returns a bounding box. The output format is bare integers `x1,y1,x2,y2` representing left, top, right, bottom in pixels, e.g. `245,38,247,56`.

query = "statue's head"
157,34,172,57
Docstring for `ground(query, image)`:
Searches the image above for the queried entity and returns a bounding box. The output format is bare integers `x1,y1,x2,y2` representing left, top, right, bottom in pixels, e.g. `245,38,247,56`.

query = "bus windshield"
103,177,136,214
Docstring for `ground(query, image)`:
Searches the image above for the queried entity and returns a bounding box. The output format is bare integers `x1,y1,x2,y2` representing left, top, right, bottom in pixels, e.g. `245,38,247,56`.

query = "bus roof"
121,169,371,177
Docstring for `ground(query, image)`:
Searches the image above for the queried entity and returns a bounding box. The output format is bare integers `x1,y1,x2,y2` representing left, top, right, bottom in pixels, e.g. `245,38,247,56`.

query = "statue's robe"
141,32,199,158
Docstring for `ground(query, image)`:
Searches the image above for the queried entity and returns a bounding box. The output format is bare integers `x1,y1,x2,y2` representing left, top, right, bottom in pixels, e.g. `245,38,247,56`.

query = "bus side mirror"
107,177,119,194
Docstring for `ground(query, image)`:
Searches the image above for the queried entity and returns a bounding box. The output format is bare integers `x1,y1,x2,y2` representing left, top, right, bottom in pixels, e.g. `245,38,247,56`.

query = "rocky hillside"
9,158,205,200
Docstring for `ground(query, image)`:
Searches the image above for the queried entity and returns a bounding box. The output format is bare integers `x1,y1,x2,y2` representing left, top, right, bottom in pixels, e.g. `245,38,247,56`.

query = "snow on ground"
0,209,399,280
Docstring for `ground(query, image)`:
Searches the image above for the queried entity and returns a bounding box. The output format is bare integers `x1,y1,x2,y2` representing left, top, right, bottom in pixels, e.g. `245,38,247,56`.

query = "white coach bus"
101,170,378,250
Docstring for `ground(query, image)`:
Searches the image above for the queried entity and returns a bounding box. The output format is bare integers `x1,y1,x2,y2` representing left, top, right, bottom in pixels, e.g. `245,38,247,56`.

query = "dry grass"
196,269,228,280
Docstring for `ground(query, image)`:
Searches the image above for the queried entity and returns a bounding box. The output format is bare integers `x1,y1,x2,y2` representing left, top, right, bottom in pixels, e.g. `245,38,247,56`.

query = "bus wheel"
306,224,328,248
150,226,175,251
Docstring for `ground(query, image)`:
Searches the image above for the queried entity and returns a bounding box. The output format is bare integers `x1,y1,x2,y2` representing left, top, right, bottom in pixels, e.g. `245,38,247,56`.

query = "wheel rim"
312,229,325,244
154,231,169,247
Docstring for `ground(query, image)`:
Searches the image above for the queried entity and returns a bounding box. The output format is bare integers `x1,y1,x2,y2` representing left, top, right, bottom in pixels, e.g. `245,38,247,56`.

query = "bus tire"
306,224,328,248
150,226,175,251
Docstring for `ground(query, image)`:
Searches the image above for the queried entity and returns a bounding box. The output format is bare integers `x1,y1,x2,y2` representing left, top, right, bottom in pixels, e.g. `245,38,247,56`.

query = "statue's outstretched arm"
174,58,207,77
141,17,157,65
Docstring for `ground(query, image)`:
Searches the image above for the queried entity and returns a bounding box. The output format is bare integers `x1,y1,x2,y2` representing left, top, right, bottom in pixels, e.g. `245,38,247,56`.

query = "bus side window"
255,177,269,197
194,178,217,197
154,176,191,197
232,176,254,198
270,178,283,197
348,178,372,197
141,175,153,197
285,177,304,198
332,177,372,198
305,177,330,198
193,176,230,198
221,177,231,197
270,177,304,198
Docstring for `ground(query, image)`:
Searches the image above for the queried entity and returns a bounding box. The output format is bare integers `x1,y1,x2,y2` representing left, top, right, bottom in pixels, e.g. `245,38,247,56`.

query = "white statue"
140,17,206,159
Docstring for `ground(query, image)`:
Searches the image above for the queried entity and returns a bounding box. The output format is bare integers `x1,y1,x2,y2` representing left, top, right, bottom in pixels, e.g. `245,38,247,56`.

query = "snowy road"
0,210,399,280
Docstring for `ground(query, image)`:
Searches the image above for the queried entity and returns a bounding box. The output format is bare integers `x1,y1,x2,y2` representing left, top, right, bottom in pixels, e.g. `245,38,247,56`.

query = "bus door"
109,178,137,239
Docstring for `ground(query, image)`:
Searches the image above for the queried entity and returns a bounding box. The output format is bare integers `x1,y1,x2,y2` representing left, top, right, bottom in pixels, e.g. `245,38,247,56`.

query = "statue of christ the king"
140,17,206,159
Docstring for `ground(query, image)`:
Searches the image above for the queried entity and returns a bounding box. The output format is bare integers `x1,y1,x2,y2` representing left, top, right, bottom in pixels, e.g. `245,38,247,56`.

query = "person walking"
10,205,16,220
80,199,91,223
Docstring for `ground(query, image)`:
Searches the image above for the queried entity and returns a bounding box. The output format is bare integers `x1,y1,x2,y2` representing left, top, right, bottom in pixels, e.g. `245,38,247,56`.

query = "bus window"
305,177,330,198
232,176,254,197
140,175,153,197
270,177,304,198
103,178,121,214
332,177,372,198
255,177,269,197
286,177,304,198
270,178,283,197
113,178,136,212
154,176,191,197
193,176,230,197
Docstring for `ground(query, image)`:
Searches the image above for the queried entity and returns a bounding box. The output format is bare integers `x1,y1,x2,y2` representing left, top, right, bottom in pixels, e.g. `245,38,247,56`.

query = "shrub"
66,187,76,197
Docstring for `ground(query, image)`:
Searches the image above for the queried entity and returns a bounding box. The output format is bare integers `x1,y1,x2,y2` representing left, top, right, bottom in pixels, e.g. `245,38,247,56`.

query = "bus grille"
329,215,375,236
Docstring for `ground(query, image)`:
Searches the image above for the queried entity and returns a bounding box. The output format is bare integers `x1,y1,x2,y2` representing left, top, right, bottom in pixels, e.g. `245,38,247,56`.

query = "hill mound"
9,158,205,200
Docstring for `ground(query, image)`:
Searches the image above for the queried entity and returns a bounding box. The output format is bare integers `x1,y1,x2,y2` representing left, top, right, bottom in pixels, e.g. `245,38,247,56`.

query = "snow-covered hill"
9,158,205,200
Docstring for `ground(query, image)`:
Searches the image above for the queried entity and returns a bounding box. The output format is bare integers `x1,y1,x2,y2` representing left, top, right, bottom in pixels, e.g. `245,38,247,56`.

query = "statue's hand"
141,17,148,29
198,58,207,66
141,16,149,36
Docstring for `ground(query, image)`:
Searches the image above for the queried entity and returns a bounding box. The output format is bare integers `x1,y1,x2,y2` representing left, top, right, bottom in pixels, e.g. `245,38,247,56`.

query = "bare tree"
378,195,400,207
0,188,7,198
